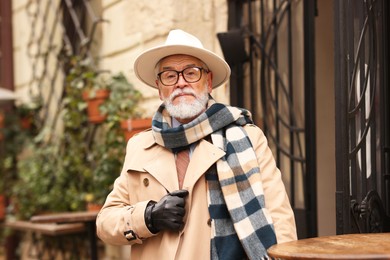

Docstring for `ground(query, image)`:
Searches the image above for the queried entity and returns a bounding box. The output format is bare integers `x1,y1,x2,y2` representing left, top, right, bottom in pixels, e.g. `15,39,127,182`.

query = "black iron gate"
219,0,317,238
334,0,390,234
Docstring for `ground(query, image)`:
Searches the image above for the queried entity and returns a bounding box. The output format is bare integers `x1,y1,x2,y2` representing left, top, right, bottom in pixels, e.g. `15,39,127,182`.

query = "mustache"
169,88,196,101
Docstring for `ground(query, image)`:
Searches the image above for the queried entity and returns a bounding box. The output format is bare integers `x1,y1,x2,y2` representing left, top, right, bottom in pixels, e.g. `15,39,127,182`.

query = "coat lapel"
140,139,225,192
183,139,225,190
142,146,178,193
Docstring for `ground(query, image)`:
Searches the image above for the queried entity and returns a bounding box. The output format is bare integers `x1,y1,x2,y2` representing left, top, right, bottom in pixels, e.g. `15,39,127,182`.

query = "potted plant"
15,100,42,131
101,72,151,141
82,88,110,124
9,59,97,219
66,55,109,124
8,67,150,219
0,109,34,219
11,89,94,219
82,73,151,207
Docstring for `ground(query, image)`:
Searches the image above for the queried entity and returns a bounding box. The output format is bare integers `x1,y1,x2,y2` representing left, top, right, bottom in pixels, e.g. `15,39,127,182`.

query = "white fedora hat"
134,29,231,89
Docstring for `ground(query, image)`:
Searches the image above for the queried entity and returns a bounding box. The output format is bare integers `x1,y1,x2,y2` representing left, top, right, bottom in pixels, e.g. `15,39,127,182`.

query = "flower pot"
0,112,4,141
20,117,32,129
82,89,110,124
120,118,152,141
0,194,6,220
87,202,103,212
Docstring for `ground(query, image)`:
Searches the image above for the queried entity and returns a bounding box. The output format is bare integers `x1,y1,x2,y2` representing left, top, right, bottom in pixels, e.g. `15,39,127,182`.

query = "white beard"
164,86,209,120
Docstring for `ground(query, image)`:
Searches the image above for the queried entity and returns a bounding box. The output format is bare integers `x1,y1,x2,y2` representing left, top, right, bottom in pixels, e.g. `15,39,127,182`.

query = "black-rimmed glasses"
157,66,209,86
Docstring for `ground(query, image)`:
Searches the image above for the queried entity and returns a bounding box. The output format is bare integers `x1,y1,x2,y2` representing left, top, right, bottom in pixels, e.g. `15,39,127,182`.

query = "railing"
220,0,317,238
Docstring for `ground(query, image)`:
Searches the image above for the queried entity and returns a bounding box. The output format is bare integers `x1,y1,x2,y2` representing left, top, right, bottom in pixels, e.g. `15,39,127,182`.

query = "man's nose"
176,73,188,86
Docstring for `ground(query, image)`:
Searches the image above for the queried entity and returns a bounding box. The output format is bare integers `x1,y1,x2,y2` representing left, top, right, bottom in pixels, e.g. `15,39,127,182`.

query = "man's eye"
163,72,176,79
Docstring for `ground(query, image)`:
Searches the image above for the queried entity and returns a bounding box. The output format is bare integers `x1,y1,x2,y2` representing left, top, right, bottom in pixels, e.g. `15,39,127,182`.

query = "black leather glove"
144,189,189,233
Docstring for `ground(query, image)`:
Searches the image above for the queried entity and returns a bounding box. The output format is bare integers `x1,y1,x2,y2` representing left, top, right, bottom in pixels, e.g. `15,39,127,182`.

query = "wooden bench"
30,211,100,260
5,220,85,235
4,220,86,259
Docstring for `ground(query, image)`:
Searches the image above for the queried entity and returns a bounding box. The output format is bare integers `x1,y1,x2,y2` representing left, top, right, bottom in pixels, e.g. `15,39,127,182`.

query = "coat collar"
140,138,225,192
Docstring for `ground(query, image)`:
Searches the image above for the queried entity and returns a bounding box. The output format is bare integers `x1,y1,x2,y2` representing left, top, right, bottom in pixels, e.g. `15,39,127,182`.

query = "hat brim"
134,45,231,89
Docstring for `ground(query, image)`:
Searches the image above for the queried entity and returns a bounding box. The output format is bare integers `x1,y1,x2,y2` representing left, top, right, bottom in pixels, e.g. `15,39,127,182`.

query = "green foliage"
66,55,105,92
13,135,93,219
7,56,144,219
0,102,40,195
87,72,144,204
88,125,125,204
11,68,93,219
14,141,78,219
100,72,144,122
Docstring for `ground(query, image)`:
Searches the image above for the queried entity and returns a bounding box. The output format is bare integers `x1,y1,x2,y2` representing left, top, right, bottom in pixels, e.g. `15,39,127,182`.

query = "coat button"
143,178,149,187
207,218,212,226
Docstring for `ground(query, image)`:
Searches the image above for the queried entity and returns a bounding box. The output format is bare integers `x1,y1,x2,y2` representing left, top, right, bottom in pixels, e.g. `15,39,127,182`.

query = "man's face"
155,55,213,123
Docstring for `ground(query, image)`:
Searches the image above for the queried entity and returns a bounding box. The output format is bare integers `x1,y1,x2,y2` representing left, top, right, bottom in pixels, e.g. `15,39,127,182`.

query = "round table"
267,233,390,259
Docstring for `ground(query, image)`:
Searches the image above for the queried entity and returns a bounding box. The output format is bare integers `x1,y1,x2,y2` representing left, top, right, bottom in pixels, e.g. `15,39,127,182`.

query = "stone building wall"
12,0,229,117
100,0,229,116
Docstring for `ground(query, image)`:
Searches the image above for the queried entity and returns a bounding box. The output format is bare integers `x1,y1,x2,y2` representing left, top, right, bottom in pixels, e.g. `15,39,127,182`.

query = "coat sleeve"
245,124,298,243
96,137,156,246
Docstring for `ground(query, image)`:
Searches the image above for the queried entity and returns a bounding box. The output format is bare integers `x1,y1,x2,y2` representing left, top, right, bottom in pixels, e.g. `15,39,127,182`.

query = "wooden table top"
30,211,98,224
267,233,390,259
4,220,85,235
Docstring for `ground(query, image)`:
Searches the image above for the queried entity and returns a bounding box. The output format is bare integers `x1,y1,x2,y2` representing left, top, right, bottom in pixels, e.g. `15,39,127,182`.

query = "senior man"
96,29,297,260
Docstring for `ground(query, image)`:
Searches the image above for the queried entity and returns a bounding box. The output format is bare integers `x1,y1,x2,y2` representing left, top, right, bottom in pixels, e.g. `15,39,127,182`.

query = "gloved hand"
144,189,189,233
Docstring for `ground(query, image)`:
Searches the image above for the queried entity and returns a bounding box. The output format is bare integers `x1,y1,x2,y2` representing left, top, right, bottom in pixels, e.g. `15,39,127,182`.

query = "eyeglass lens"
159,67,203,86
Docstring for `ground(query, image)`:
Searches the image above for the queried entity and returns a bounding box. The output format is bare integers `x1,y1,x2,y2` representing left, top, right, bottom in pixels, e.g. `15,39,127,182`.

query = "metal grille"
221,0,317,238
335,0,390,234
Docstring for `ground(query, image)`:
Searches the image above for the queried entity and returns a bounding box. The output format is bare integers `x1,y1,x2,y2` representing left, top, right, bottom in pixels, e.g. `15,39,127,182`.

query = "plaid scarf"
152,98,277,259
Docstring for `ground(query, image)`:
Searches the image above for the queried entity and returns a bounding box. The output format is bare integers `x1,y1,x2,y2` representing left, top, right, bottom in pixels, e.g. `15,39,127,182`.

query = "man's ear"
156,80,163,101
207,72,213,92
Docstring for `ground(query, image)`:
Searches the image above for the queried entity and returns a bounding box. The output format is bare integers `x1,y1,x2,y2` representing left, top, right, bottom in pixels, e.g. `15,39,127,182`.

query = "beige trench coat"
96,124,297,260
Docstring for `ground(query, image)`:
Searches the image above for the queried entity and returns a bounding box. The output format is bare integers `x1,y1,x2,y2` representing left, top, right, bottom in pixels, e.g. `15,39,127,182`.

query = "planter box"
120,118,152,141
